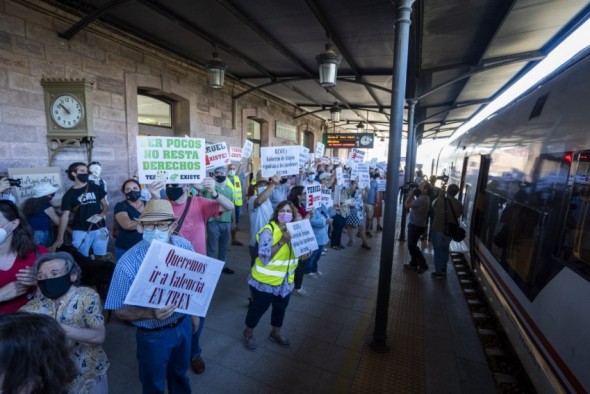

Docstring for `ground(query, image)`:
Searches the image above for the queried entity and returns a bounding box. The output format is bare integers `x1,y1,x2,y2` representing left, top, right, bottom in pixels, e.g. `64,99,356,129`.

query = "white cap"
33,183,60,198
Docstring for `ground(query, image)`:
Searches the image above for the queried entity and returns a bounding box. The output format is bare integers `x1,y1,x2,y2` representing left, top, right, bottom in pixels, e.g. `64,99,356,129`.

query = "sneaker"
321,250,327,255
431,272,445,279
305,272,318,279
291,288,308,296
377,225,383,231
268,332,290,347
361,243,371,250
416,265,428,274
190,356,206,374
316,271,324,277
366,232,373,238
242,331,257,351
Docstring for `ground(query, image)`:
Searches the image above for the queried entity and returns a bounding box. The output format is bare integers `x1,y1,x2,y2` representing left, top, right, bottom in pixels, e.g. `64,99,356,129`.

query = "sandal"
269,332,291,347
243,331,257,351
361,243,371,250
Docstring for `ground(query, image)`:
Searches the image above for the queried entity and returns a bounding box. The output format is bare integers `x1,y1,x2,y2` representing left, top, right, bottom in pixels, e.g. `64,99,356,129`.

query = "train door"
458,155,485,268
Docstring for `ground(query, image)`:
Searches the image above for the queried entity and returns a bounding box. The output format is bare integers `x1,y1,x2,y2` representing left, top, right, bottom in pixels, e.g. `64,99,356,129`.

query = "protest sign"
377,179,387,192
299,146,310,167
136,136,206,184
7,167,64,206
350,162,359,181
320,188,333,208
343,172,351,188
332,157,341,165
229,146,242,162
370,158,378,167
305,184,322,210
348,148,366,162
124,240,224,317
286,219,318,258
321,155,330,164
357,163,371,188
260,145,300,177
205,142,230,170
242,140,254,159
315,142,325,158
335,166,345,186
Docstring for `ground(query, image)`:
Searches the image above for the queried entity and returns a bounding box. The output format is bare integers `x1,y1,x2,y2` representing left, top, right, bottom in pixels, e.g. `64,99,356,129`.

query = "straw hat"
138,200,177,222
33,183,60,198
255,170,268,184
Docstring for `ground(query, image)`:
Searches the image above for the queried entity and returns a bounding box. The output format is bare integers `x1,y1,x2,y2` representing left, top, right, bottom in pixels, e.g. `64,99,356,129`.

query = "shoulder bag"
444,198,466,242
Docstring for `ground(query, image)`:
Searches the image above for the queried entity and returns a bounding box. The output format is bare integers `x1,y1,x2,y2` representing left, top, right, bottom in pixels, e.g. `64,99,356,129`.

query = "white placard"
229,146,242,162
136,136,206,184
350,162,359,181
321,155,330,164
205,142,230,170
377,179,387,192
370,158,378,167
332,157,341,165
335,166,345,186
305,184,322,210
357,163,371,188
320,188,333,208
286,219,319,258
299,146,310,167
348,148,366,162
124,240,224,317
7,167,65,206
315,142,325,158
343,173,351,188
260,145,301,177
242,140,254,159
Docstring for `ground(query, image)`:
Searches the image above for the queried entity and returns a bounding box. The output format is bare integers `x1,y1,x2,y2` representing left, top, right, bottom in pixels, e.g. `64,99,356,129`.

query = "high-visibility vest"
251,222,298,286
226,175,243,206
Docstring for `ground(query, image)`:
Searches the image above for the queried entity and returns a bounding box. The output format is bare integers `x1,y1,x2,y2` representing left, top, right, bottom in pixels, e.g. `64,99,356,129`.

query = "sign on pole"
348,148,366,162
357,162,371,188
315,142,325,158
136,136,206,184
260,145,301,177
242,140,254,159
286,219,319,257
299,146,310,168
205,142,230,170
335,166,345,186
124,240,224,317
305,184,322,210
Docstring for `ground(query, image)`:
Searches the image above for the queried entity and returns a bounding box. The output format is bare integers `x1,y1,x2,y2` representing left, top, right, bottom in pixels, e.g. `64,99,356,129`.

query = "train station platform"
104,209,496,393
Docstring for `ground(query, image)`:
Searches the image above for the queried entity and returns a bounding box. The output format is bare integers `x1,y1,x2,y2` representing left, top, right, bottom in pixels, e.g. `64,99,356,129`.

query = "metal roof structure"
44,0,590,142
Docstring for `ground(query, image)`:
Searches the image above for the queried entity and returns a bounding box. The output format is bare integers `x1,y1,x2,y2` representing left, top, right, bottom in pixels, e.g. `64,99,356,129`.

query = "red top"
0,246,47,314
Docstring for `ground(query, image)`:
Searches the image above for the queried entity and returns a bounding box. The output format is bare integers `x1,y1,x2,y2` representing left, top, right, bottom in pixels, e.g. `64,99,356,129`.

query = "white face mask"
0,223,13,245
257,186,267,194
89,164,102,177
228,170,236,177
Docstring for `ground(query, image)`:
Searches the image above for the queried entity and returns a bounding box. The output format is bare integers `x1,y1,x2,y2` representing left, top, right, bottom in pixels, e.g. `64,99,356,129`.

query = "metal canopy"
46,0,590,141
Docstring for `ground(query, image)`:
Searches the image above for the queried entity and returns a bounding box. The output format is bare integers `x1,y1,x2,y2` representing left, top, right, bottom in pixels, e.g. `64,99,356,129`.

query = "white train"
434,48,590,393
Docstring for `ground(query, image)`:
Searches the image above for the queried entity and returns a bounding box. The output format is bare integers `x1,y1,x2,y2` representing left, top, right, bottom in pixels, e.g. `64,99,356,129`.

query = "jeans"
407,223,427,269
293,258,307,289
72,228,108,257
245,285,290,329
191,316,205,359
135,317,192,394
304,245,324,274
330,214,346,246
235,205,241,224
206,221,231,261
432,230,452,273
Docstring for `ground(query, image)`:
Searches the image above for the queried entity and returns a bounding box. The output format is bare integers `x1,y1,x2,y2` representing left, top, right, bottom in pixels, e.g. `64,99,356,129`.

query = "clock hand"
59,104,70,115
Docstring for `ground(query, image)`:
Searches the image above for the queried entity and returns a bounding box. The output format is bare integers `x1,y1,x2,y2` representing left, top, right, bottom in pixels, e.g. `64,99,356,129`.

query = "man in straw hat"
105,199,194,393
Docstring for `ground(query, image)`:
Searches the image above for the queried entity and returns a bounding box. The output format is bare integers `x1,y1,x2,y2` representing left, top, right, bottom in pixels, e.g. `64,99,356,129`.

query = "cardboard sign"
260,145,300,177
320,188,333,208
305,184,322,210
357,163,371,188
286,219,319,258
299,146,310,167
7,167,65,206
332,157,341,165
335,166,345,186
229,146,242,162
377,179,387,192
348,148,366,162
124,240,224,317
315,142,325,158
350,162,359,181
136,136,206,184
205,142,230,170
242,140,254,159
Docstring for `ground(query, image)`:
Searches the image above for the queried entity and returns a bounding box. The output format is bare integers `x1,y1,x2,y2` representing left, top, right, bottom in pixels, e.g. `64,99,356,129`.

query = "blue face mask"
257,186,267,194
143,229,170,244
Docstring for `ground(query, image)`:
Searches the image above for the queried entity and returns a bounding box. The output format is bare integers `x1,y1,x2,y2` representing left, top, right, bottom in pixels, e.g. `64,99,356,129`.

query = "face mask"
38,273,72,300
228,170,236,177
77,173,89,183
258,186,267,194
143,229,170,244
278,212,293,224
166,187,184,201
125,190,141,202
280,178,288,184
215,175,226,183
89,165,102,177
0,223,12,245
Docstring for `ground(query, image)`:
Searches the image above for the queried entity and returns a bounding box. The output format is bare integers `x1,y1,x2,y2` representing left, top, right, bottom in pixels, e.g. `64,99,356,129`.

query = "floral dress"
20,286,109,394
345,190,365,226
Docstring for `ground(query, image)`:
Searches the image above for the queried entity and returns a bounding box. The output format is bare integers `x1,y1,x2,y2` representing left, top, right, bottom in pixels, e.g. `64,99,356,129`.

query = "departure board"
325,133,374,148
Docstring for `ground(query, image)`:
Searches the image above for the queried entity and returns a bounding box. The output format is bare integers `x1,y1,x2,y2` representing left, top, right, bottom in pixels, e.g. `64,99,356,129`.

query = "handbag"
444,198,466,242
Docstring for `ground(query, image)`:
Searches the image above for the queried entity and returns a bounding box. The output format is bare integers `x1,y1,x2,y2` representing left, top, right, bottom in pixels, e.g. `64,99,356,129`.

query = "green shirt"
203,183,233,223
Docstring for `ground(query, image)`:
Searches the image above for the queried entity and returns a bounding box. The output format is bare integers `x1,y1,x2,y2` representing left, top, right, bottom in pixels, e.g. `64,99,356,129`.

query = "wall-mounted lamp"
329,102,341,122
207,52,227,89
357,121,365,133
316,44,342,88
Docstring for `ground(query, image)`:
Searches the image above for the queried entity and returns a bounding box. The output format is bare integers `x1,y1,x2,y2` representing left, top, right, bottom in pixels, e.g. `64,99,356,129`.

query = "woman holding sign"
243,200,298,351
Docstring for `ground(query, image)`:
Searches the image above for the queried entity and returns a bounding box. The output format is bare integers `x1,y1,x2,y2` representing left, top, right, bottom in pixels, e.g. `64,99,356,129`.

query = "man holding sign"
105,200,194,394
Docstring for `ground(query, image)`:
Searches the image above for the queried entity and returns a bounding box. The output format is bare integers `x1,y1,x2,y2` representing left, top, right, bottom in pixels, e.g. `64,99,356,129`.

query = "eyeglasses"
142,222,173,231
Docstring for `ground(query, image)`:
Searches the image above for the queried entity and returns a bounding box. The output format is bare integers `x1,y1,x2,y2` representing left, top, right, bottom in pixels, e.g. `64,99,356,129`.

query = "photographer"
404,181,431,273
431,184,463,279
0,176,17,203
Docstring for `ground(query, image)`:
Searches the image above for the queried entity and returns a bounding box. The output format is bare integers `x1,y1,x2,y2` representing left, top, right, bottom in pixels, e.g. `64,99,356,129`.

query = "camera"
436,175,449,185
7,178,22,187
402,182,420,196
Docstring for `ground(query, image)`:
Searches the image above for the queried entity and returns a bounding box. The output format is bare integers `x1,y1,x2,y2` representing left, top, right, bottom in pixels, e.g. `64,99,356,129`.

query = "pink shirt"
171,197,220,254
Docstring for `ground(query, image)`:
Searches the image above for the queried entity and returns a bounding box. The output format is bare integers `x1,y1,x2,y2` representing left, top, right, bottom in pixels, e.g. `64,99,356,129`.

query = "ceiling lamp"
316,44,342,88
329,102,341,122
380,136,385,142
357,121,365,133
207,52,227,89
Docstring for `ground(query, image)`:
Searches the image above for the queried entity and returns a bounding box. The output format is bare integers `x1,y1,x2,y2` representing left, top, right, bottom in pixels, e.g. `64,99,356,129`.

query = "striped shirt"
105,235,194,329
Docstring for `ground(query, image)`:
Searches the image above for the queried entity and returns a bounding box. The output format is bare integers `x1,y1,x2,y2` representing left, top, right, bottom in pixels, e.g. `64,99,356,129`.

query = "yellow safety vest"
226,175,243,206
251,222,298,286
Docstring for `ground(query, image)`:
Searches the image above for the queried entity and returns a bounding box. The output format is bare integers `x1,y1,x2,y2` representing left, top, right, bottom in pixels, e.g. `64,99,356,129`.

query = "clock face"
50,94,84,129
360,135,373,146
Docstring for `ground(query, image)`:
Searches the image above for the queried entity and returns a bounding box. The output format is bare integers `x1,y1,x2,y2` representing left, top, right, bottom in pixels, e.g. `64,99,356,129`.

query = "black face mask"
38,273,72,300
215,175,226,183
125,190,141,202
280,178,288,184
77,173,89,183
166,187,184,201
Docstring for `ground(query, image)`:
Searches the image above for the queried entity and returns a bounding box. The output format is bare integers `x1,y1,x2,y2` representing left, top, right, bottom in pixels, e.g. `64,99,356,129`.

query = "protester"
404,180,432,273
114,179,146,259
21,182,60,247
226,164,245,246
0,200,45,314
0,312,77,394
105,199,194,393
287,186,311,296
269,175,291,209
52,162,109,258
88,161,108,203
242,200,298,351
305,202,329,278
345,180,371,250
330,184,348,250
364,174,379,237
248,172,280,266
431,184,463,278
20,252,109,393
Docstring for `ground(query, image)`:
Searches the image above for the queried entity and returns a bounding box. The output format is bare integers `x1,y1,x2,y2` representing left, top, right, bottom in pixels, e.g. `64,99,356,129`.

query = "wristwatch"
212,192,219,199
